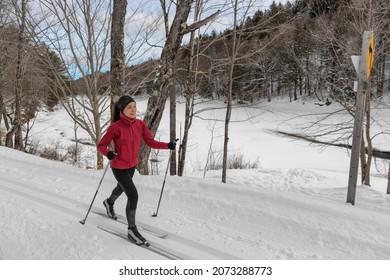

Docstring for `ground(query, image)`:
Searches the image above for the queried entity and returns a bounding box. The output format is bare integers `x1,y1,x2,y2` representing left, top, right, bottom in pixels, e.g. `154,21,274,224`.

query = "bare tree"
0,1,9,135
0,1,53,148
5,0,27,150
221,0,239,183
137,0,220,174
387,163,390,194
220,0,266,182
32,0,166,169
285,0,384,187
177,0,204,177
35,0,112,168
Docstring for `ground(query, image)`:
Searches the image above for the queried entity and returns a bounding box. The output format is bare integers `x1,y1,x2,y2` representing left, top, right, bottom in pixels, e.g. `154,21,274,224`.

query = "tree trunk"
178,0,202,177
293,79,298,101
363,91,372,186
110,0,127,112
0,41,4,134
7,0,26,151
359,136,367,184
387,162,390,194
103,0,128,170
178,92,194,176
137,0,194,175
222,0,238,183
169,85,177,175
222,88,232,183
0,74,4,132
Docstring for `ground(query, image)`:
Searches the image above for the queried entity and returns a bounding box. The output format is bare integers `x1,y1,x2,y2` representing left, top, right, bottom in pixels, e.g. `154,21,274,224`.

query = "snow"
1,97,390,278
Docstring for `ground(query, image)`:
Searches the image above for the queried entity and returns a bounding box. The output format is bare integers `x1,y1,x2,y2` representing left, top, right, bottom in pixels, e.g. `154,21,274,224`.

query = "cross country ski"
91,211,168,239
97,225,180,260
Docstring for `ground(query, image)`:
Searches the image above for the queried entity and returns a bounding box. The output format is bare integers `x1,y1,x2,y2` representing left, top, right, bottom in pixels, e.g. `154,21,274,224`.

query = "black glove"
106,151,117,160
167,142,176,150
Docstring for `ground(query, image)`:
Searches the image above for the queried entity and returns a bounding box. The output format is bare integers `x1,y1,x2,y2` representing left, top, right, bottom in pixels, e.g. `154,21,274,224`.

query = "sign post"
347,31,374,205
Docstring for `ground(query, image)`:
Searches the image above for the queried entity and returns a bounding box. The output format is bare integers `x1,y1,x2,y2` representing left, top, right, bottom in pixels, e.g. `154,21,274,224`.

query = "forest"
0,0,389,186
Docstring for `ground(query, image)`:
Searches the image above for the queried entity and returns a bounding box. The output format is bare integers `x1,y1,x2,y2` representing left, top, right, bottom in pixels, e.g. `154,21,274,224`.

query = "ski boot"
103,199,117,220
128,226,150,247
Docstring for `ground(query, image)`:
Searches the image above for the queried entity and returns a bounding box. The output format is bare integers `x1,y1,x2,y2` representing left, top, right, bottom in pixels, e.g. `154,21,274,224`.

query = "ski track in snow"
97,211,241,260
135,173,390,260
1,151,390,260
1,96,390,260
0,174,237,259
149,192,381,260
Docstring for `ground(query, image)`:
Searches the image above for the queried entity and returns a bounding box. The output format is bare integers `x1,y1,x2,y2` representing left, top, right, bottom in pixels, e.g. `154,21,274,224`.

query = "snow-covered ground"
1,97,390,278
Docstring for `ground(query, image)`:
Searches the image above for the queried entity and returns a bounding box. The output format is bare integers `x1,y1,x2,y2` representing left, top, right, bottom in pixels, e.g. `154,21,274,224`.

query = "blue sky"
33,0,291,78
123,0,291,64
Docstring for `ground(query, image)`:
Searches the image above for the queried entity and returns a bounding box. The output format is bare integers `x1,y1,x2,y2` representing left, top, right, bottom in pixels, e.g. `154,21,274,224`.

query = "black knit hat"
112,95,136,122
116,95,135,112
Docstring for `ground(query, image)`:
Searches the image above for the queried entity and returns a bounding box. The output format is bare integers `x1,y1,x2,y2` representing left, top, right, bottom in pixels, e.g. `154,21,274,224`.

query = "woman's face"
123,102,137,119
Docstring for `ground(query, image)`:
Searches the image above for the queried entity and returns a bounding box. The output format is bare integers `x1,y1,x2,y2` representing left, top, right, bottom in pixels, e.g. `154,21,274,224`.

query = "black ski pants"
109,167,138,228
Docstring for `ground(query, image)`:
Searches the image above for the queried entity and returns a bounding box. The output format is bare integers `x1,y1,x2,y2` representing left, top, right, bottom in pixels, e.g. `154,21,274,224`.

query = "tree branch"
184,10,221,34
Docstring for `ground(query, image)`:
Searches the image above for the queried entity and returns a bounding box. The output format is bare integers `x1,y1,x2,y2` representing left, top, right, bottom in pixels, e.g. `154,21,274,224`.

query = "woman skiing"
97,95,176,245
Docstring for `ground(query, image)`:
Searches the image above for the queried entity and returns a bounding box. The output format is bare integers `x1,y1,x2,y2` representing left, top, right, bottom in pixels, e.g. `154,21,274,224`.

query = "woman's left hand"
167,142,176,150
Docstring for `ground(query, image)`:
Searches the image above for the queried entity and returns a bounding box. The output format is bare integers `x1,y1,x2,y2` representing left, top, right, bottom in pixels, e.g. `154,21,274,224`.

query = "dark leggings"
109,167,138,228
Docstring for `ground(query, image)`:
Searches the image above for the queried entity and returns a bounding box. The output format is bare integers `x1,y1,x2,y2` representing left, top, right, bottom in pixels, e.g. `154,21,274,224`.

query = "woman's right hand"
106,151,117,160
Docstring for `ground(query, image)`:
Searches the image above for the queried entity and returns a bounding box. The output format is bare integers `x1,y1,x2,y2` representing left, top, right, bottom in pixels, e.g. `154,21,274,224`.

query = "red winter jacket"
98,112,169,169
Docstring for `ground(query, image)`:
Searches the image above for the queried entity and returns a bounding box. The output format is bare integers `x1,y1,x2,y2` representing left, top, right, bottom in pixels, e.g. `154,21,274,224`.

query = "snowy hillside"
1,97,390,278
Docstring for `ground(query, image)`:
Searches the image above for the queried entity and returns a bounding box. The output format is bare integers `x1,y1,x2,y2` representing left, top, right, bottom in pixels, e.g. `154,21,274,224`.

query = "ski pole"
152,139,178,217
79,163,110,225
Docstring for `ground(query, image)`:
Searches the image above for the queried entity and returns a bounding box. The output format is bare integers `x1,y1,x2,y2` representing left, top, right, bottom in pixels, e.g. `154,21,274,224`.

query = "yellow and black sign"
366,33,375,78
